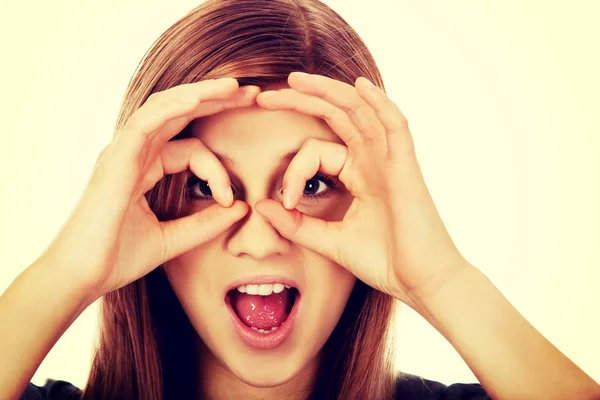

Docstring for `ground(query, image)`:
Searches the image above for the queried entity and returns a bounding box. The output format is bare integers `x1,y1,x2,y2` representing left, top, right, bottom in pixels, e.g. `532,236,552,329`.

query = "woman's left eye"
302,173,336,199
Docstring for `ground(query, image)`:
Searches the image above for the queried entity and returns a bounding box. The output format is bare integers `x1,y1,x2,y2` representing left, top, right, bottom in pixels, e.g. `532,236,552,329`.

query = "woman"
3,0,599,399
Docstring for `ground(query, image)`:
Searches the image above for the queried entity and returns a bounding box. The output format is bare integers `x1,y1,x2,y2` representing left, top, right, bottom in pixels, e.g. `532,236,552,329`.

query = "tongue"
229,289,292,329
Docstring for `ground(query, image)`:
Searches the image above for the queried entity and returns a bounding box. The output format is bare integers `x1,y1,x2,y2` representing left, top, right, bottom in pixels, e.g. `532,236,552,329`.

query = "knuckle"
387,102,408,125
95,143,113,163
387,100,401,114
362,134,376,146
291,211,304,236
187,136,204,150
303,137,320,149
130,113,162,137
346,100,365,117
146,92,160,104
323,105,338,121
180,93,200,107
391,113,409,131
124,113,142,132
123,107,145,130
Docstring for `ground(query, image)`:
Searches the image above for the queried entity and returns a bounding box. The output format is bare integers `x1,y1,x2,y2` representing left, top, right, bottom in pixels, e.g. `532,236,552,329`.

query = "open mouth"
227,284,299,333
224,282,301,349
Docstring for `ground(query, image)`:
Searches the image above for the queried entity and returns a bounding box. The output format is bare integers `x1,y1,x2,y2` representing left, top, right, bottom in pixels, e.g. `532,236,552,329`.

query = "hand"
37,78,256,299
254,72,469,309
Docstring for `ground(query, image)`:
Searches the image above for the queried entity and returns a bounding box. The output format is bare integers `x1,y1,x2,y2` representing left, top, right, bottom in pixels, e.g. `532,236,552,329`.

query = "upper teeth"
236,283,291,296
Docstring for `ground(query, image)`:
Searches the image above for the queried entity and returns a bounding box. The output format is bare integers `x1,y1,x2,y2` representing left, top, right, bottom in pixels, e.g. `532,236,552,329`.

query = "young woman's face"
163,96,357,387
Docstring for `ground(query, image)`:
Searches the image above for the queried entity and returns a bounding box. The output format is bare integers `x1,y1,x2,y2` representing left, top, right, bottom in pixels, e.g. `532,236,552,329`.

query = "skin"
251,73,600,399
164,74,600,399
2,74,597,399
163,91,356,399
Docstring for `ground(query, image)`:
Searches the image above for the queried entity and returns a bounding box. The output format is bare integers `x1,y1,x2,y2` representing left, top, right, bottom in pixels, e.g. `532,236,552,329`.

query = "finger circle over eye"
159,137,232,207
282,138,348,208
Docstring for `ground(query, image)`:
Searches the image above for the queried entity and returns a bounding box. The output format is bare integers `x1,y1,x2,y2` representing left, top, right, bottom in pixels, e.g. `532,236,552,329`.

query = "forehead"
188,104,343,167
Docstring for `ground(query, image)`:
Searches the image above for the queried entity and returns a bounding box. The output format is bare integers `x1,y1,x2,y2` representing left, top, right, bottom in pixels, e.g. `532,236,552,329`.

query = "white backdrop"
0,0,598,390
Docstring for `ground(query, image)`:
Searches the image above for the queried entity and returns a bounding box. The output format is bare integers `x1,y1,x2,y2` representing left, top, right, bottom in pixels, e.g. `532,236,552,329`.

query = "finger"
135,137,234,207
162,137,233,206
281,138,348,209
114,80,259,162
143,84,261,159
139,85,259,195
160,201,249,263
105,82,258,200
257,89,361,146
355,77,416,161
254,199,341,264
118,78,237,144
287,72,386,145
187,85,260,120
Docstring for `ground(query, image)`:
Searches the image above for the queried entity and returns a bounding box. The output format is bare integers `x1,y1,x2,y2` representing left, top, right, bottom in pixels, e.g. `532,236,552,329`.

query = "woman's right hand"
36,78,256,300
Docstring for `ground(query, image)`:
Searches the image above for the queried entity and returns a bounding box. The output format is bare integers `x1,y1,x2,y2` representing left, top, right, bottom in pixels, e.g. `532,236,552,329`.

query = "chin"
225,357,304,387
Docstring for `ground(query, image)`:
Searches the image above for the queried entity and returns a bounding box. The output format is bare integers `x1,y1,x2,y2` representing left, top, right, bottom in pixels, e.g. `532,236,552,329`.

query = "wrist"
408,259,476,312
30,255,102,308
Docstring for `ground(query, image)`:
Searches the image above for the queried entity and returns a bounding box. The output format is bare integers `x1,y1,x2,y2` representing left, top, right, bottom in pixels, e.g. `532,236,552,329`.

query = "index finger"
160,137,234,207
112,78,259,169
116,78,255,153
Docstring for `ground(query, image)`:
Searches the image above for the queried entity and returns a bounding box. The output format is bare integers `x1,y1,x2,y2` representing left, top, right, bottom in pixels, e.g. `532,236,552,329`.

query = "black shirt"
20,374,491,399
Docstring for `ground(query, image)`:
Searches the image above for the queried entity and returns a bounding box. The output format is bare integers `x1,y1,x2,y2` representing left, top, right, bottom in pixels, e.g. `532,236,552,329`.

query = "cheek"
163,251,199,286
162,248,217,313
163,257,198,314
298,193,353,221
308,257,357,324
163,252,226,341
329,263,357,304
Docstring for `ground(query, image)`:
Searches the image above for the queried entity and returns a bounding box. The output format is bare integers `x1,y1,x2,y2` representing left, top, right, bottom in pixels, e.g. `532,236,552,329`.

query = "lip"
225,289,301,350
223,275,301,299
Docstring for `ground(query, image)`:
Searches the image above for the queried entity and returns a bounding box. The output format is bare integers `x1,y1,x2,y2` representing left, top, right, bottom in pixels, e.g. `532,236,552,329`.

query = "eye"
304,176,327,196
187,176,221,201
302,173,337,200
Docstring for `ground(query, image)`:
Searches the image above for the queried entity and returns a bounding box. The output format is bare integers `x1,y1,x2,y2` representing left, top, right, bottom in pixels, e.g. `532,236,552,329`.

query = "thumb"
160,201,249,262
254,199,341,264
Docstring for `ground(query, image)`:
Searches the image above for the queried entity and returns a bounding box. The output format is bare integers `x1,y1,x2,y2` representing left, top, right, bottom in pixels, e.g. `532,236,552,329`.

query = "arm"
0,79,256,400
0,259,97,400
411,262,600,400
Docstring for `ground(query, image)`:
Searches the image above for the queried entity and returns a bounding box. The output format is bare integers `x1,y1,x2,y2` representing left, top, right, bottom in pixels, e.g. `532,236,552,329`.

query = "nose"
227,202,290,260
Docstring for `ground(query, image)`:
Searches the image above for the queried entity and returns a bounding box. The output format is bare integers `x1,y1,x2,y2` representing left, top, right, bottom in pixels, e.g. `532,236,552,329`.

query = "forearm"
0,259,97,400
412,263,600,400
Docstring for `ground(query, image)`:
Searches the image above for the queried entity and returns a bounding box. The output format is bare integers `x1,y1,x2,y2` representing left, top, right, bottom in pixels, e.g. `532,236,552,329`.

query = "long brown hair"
81,1,398,399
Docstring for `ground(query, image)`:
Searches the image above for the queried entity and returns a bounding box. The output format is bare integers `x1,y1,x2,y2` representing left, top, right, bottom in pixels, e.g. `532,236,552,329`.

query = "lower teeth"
250,326,278,334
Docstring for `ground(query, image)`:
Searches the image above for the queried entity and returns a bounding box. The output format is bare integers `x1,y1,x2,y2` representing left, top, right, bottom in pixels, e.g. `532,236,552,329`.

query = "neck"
196,339,318,400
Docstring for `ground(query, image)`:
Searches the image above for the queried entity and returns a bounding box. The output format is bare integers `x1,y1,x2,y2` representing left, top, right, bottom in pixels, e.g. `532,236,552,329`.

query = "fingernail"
240,85,259,93
259,91,276,99
234,86,257,99
225,187,234,205
282,188,292,209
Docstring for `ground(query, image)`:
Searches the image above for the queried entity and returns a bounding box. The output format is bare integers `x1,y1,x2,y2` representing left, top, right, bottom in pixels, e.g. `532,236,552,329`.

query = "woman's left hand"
254,72,471,310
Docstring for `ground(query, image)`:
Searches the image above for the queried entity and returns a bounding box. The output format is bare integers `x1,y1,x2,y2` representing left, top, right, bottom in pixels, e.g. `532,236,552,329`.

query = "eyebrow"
213,150,298,168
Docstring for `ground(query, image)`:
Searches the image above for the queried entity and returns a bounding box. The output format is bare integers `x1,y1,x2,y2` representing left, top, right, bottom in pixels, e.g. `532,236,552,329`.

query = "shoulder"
20,379,81,400
395,372,491,400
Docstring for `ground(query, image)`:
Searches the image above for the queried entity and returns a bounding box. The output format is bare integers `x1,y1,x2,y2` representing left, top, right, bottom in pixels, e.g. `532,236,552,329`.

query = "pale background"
0,0,598,390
